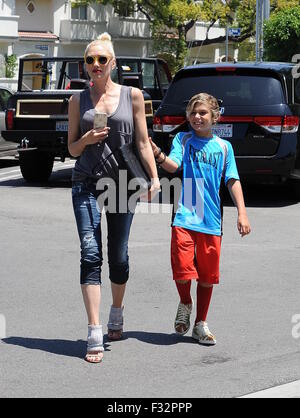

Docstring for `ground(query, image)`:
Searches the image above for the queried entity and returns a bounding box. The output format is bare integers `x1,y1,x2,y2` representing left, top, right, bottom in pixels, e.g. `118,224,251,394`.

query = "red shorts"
171,226,222,284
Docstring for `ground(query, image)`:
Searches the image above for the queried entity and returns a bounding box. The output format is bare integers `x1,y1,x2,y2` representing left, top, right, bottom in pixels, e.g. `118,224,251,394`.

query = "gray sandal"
85,324,104,363
107,306,124,341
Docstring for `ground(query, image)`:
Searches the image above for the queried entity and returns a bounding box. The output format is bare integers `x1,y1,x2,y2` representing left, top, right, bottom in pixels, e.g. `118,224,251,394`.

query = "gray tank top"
72,85,134,181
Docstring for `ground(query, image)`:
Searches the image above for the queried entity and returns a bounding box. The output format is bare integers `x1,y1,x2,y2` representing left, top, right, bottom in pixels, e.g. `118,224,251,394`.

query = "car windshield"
19,59,86,91
164,74,284,107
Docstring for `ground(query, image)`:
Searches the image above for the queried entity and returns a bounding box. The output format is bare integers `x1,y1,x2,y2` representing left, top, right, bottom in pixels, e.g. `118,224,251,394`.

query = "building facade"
0,0,236,90
0,0,154,89
186,21,238,65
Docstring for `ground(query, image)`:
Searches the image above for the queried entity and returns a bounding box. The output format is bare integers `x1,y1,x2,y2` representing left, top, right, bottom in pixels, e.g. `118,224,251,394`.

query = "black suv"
153,62,300,197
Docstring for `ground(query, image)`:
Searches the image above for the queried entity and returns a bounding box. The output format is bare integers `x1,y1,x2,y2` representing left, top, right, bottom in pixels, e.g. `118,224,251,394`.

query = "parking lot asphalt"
1,161,300,399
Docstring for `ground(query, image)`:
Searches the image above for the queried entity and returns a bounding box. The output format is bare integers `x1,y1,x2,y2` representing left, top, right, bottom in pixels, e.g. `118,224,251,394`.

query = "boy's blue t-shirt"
168,131,240,236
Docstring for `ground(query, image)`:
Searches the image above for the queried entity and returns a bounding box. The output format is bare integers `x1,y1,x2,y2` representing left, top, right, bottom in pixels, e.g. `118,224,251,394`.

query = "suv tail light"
215,67,236,72
254,116,299,134
254,116,283,133
282,115,299,133
6,108,15,130
220,115,299,134
153,115,186,132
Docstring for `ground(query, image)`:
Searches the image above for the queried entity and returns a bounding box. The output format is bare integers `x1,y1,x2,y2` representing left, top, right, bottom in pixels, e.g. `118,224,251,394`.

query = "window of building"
26,1,36,14
71,5,88,20
114,2,134,17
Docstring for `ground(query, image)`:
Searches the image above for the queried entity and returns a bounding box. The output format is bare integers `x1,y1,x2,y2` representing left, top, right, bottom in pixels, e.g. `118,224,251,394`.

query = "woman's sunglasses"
85,55,111,65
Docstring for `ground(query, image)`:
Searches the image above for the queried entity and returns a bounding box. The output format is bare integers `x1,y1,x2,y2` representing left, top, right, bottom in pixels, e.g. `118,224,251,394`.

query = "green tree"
263,5,300,61
275,0,299,11
72,0,299,68
72,0,232,71
5,54,17,78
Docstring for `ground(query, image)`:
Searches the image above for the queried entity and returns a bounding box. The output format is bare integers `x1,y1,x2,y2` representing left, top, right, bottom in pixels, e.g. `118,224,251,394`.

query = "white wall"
57,43,86,57
13,42,54,58
0,0,15,16
0,15,19,38
113,39,150,57
57,40,150,59
0,78,18,91
15,0,52,31
52,0,69,36
186,21,225,42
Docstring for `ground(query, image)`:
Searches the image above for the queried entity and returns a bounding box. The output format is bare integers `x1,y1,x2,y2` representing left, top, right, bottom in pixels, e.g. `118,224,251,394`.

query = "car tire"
19,150,54,182
287,179,300,202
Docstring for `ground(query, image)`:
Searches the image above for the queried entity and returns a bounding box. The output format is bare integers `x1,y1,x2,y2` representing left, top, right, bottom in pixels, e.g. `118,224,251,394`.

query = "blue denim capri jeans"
72,180,134,285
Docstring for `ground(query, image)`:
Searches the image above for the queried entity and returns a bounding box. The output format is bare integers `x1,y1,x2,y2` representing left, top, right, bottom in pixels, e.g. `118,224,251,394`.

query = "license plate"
56,121,68,131
212,124,233,138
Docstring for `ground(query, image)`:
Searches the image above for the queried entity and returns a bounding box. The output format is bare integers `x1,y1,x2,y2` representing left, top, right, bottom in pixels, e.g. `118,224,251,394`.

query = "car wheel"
19,150,54,182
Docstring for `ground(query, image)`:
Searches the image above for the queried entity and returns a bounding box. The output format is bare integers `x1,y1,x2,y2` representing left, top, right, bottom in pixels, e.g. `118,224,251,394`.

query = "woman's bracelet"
154,147,162,160
157,152,166,165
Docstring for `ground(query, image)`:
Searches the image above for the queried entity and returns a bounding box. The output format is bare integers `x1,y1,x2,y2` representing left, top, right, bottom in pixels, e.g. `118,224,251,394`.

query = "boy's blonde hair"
186,93,220,122
84,32,115,59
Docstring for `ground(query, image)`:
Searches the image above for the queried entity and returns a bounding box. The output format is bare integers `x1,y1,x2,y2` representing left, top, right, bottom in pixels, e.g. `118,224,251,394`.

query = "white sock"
87,325,104,352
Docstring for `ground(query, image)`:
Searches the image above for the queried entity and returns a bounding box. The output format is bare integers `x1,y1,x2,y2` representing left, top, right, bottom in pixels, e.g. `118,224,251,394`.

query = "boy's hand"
237,214,251,237
149,137,161,157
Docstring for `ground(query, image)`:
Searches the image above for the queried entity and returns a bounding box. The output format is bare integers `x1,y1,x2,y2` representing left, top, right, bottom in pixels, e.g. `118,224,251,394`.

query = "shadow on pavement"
2,336,87,359
0,157,19,168
2,331,190,358
120,331,192,345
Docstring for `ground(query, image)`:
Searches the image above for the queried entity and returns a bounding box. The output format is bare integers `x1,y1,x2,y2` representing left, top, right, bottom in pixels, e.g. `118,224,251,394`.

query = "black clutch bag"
118,142,152,192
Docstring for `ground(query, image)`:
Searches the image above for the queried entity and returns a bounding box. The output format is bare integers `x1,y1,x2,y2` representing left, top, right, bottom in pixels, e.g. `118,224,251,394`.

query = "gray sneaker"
192,321,216,345
174,300,193,335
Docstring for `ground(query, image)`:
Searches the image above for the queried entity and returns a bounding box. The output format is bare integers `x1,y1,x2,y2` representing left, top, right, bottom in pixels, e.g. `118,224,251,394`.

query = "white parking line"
0,160,75,182
239,380,300,398
0,168,21,175
0,174,22,182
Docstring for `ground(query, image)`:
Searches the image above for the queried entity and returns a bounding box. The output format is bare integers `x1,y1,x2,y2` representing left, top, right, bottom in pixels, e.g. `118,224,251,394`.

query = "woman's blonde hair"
186,93,220,122
84,32,115,59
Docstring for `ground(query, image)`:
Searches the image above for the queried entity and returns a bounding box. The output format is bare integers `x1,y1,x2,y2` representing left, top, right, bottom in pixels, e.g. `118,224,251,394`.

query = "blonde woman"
68,33,160,363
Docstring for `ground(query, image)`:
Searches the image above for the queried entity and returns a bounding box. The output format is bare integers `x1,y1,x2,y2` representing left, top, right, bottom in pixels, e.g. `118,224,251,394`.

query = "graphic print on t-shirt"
168,131,239,236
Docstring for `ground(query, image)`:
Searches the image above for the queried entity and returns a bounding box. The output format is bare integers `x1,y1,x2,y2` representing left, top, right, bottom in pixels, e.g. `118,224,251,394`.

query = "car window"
141,62,156,89
164,74,284,107
157,62,170,90
0,88,12,109
113,60,141,87
118,60,139,73
68,62,80,79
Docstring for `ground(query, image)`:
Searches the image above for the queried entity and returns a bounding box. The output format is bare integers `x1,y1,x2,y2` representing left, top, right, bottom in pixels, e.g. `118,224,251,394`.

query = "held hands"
237,213,251,237
138,138,161,202
149,137,160,157
149,177,161,198
85,127,110,145
140,178,161,202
